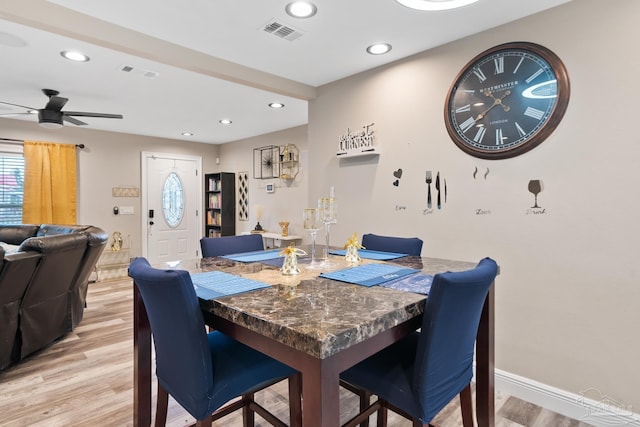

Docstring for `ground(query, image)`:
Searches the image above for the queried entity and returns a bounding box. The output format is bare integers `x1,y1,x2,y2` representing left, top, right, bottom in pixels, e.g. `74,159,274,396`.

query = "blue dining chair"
361,233,423,256
340,257,498,427
128,257,301,427
200,234,264,258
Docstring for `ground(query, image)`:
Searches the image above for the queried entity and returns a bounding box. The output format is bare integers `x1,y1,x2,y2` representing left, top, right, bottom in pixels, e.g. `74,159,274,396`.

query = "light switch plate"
119,206,135,215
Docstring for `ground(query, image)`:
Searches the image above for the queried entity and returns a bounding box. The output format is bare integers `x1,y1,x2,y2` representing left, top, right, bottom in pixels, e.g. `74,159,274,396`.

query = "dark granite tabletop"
169,253,476,359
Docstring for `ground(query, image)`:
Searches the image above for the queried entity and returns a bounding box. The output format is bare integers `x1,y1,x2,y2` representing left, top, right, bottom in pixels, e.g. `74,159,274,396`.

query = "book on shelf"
208,193,221,209
207,177,221,192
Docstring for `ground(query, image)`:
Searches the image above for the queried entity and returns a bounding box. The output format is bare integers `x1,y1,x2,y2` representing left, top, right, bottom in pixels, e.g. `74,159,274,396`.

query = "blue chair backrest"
413,257,498,422
200,234,264,257
361,233,423,256
128,257,213,416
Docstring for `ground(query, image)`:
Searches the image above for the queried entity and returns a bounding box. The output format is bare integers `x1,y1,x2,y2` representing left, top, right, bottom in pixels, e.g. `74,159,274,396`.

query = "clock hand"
475,90,511,121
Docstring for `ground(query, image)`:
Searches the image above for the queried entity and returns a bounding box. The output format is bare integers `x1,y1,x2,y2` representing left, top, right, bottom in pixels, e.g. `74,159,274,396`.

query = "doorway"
141,152,202,264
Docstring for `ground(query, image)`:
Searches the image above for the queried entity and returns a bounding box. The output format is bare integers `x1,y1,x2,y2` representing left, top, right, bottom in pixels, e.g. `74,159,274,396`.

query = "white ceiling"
0,0,571,144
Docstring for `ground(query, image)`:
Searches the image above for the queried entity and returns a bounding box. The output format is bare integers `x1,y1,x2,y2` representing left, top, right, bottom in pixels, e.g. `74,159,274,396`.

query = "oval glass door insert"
162,172,184,227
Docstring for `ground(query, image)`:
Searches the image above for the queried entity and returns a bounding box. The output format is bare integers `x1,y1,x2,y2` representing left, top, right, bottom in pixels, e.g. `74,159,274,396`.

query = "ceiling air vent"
119,65,160,79
261,20,304,41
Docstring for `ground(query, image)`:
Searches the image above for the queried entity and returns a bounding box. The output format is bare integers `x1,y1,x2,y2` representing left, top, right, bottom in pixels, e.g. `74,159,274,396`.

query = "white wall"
306,0,640,414
218,125,308,238
0,117,218,256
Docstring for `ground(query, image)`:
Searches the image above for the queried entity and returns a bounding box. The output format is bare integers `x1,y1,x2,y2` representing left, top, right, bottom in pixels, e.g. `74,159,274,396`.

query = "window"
0,147,24,224
162,172,184,228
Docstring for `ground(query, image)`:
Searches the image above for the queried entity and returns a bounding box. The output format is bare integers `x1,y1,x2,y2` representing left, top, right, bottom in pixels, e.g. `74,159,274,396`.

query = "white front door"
141,152,202,265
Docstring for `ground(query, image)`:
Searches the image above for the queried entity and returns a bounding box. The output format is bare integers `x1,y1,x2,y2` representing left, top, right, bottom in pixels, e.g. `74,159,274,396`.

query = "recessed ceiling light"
219,119,232,125
60,50,90,62
366,43,392,55
269,102,285,109
395,0,480,11
285,1,317,18
181,132,194,136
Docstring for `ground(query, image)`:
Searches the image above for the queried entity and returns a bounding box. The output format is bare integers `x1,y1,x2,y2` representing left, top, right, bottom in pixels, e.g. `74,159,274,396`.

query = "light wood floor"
0,278,593,427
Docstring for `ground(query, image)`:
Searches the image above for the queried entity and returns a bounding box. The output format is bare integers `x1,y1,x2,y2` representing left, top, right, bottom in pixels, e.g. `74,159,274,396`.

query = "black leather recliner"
0,224,108,369
0,247,42,369
18,233,90,359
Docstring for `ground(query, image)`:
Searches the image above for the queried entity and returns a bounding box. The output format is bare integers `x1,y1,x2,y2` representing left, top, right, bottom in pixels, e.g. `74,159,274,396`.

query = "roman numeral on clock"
494,57,504,74
524,107,545,120
473,68,487,83
460,117,477,133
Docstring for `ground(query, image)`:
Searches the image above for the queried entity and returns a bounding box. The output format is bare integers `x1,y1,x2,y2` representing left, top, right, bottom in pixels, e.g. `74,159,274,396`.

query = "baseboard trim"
495,369,640,427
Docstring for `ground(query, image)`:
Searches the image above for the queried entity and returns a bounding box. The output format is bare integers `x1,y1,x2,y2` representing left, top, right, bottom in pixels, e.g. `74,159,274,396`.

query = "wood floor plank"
0,278,590,427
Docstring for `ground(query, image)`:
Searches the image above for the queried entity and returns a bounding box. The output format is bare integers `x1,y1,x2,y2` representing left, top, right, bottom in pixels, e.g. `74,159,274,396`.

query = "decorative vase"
111,231,123,251
279,221,290,237
280,248,306,275
345,245,361,263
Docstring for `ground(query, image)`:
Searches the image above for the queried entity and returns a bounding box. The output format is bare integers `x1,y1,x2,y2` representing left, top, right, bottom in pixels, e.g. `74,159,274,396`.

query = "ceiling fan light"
395,0,480,11
39,121,63,129
38,109,63,128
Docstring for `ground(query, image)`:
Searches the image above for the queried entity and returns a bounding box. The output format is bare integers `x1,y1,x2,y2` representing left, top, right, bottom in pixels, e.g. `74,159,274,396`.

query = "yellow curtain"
22,141,77,224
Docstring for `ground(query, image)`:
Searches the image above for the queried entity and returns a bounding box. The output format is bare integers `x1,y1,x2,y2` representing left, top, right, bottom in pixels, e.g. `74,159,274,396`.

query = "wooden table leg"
133,284,152,427
301,358,341,427
476,283,495,427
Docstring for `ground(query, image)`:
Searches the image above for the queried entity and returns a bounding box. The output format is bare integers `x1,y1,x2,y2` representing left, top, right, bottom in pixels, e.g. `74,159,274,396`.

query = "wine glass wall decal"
528,179,543,208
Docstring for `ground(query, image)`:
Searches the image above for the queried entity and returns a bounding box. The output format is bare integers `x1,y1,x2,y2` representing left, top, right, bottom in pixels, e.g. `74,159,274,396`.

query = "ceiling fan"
0,88,123,129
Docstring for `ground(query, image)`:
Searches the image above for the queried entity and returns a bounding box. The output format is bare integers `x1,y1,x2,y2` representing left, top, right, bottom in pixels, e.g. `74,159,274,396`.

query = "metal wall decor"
238,171,249,221
253,145,280,179
279,144,299,181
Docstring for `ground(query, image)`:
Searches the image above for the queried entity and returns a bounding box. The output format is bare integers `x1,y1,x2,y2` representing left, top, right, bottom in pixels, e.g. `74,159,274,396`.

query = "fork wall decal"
425,171,432,209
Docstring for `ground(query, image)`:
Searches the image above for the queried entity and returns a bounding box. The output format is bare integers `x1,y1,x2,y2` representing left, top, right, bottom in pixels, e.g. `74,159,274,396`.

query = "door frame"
140,151,203,260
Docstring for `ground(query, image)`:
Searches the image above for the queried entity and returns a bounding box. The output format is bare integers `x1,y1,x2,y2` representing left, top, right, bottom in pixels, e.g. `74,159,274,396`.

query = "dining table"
133,251,496,427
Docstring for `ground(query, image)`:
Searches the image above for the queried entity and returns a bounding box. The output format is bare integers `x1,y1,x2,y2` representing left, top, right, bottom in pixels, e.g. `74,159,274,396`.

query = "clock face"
445,42,570,159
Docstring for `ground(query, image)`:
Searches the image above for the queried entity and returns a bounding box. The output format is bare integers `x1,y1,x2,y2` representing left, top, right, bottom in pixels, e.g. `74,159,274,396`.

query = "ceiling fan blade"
63,111,123,119
45,96,68,112
0,112,32,117
0,100,37,110
63,115,88,126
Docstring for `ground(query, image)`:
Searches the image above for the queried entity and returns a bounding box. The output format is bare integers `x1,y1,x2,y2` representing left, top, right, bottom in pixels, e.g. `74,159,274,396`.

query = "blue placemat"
320,263,419,287
191,270,270,299
329,249,408,260
379,273,433,295
221,249,284,263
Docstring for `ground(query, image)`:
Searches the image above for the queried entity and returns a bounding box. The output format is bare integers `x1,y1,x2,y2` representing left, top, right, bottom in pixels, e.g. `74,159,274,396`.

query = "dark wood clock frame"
444,41,570,160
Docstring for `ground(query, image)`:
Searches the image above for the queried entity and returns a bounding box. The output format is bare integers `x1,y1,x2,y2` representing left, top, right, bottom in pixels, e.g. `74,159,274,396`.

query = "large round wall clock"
444,41,570,159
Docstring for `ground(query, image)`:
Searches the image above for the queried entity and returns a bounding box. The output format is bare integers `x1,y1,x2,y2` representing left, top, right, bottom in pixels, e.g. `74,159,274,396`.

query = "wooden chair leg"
288,372,303,427
459,384,474,427
241,393,255,427
195,414,212,427
340,380,371,427
154,384,169,427
377,401,388,427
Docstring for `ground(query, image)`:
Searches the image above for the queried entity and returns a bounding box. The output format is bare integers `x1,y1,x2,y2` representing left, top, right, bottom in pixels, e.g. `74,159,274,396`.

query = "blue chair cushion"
342,332,422,417
361,233,423,256
200,234,264,257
